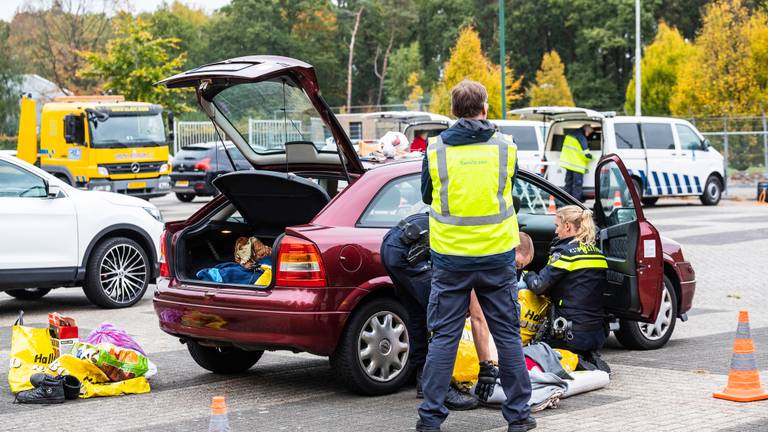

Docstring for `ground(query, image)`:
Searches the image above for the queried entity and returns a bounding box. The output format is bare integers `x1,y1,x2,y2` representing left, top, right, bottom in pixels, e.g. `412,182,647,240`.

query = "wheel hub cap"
357,311,409,383
638,286,673,341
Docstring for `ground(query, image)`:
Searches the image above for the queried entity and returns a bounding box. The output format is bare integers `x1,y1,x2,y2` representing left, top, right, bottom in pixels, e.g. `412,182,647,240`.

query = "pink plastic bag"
84,323,146,356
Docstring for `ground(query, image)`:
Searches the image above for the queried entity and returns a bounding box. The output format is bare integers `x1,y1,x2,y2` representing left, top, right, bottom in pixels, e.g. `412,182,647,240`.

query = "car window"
0,160,47,198
642,123,675,150
614,123,642,149
514,176,569,215
675,124,704,151
498,126,538,151
598,160,637,226
359,175,428,227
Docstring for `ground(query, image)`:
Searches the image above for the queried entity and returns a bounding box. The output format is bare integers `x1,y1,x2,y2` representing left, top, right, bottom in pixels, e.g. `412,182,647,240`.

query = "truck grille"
101,162,163,175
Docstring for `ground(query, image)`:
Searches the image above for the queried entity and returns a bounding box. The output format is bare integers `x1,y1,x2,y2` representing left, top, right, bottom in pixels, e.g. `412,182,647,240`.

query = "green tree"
79,15,190,113
145,1,210,69
529,50,574,107
384,42,424,104
0,21,21,139
625,22,694,115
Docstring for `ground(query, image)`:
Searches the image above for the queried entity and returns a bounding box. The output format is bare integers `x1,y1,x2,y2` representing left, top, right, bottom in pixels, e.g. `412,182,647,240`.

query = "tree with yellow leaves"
529,50,574,107
429,26,522,119
625,22,694,115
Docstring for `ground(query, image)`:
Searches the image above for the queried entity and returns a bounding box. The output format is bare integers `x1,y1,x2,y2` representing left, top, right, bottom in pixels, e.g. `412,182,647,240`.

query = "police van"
489,119,548,174
511,107,726,205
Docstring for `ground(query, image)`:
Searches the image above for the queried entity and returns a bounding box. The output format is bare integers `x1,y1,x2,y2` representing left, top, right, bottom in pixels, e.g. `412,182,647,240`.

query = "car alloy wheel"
98,243,147,304
637,286,673,341
357,310,409,383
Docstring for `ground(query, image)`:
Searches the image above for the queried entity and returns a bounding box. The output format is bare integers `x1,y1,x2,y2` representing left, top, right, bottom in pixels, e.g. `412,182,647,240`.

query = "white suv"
0,155,163,308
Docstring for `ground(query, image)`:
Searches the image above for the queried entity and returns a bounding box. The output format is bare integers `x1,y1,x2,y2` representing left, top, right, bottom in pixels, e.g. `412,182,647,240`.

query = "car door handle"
680,152,688,156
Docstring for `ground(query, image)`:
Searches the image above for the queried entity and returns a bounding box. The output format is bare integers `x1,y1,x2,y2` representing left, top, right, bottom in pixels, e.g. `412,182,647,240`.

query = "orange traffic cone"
713,310,768,402
208,396,231,431
613,190,622,209
547,195,557,215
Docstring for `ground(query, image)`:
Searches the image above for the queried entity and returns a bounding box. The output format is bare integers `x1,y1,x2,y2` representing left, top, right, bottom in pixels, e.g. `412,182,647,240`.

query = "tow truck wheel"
615,275,677,350
55,174,72,186
700,175,722,206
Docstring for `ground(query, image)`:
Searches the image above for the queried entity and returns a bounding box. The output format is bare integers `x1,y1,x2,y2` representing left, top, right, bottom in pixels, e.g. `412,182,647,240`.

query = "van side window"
614,123,642,149
675,124,704,151
642,123,675,150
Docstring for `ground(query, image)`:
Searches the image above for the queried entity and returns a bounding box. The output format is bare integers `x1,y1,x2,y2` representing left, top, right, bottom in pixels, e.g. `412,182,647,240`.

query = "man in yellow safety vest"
416,80,535,432
559,125,594,202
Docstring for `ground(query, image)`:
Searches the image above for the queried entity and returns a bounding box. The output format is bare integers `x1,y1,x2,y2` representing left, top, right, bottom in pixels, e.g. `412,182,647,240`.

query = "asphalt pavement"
0,194,767,431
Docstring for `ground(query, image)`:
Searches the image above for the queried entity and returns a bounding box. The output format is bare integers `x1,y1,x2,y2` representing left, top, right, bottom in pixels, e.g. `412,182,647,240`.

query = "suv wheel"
6,288,52,300
83,237,150,308
187,340,264,374
175,193,195,202
700,175,722,206
615,275,677,350
641,197,659,206
331,298,411,396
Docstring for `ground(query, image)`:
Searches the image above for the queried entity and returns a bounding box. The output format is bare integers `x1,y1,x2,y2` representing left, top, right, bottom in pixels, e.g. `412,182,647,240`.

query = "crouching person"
524,206,610,372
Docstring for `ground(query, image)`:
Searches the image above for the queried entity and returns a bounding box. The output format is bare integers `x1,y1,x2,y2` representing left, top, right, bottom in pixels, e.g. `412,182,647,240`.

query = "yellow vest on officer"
427,132,520,257
559,135,590,174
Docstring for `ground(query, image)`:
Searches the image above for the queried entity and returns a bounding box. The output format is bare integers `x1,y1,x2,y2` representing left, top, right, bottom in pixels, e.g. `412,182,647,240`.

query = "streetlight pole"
500,0,506,119
635,0,642,116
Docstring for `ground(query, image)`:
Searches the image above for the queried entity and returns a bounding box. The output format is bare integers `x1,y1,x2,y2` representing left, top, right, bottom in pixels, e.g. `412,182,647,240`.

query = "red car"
153,56,696,396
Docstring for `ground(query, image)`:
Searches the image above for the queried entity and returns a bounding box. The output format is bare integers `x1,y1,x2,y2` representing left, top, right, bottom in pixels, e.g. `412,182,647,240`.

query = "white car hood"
81,190,153,208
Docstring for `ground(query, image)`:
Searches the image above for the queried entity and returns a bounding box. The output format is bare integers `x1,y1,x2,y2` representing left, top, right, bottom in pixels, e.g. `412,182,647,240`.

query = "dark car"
170,142,251,202
153,56,696,396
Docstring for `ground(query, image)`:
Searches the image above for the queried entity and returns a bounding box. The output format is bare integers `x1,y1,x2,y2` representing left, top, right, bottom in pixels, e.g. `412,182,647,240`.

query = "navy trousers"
564,169,584,202
418,267,531,427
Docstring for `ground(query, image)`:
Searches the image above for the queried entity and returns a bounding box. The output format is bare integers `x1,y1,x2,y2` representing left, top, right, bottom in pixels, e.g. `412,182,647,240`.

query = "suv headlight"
143,207,164,222
97,166,109,176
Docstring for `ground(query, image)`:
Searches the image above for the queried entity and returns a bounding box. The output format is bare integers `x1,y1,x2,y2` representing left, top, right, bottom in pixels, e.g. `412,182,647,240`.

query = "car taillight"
194,158,211,171
159,230,170,278
275,236,326,287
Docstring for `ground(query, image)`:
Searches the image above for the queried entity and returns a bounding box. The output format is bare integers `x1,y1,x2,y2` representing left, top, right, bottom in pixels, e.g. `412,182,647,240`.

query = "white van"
490,119,547,174
511,107,726,205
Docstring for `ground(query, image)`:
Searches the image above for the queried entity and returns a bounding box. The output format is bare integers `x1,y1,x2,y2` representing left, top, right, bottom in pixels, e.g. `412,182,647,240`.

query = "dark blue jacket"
420,118,518,271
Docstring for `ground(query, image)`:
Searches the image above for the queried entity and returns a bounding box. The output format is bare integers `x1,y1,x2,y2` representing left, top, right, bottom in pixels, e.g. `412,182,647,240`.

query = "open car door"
594,155,664,322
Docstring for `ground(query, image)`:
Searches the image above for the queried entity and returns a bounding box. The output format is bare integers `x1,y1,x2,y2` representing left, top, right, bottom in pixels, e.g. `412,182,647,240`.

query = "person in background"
410,130,429,153
560,125,594,202
523,205,610,372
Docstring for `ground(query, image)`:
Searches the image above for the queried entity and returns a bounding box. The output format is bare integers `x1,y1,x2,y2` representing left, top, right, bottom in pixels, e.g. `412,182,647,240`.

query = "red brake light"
194,157,211,171
275,236,326,287
159,230,170,278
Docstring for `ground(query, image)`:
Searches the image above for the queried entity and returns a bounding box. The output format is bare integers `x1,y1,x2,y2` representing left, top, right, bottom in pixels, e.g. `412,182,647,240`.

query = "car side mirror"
47,182,61,198
702,139,711,150
63,114,85,145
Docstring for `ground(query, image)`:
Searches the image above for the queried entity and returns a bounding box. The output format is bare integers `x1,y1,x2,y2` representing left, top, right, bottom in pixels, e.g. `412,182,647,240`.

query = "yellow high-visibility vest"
559,135,591,174
427,133,520,257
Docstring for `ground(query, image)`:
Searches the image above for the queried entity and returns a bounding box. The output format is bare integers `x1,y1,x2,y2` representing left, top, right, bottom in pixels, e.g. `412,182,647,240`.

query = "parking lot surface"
1,194,766,431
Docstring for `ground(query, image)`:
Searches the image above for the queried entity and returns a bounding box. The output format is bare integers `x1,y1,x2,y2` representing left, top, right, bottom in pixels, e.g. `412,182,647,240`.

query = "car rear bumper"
152,278,357,356
170,173,217,196
675,260,696,314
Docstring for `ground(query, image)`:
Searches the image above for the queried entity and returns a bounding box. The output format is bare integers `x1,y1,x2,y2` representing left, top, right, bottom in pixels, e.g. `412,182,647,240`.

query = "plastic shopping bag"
47,354,150,398
8,311,56,393
84,323,146,355
71,341,153,382
452,319,479,385
553,348,579,373
519,289,551,346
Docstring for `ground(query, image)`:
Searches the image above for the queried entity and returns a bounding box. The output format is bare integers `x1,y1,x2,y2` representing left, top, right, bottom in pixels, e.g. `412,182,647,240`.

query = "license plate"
127,181,146,189
175,180,189,187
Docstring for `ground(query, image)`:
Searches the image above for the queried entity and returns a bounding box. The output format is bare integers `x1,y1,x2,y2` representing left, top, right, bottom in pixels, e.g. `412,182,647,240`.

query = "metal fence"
173,119,305,154
688,116,768,173
172,121,218,154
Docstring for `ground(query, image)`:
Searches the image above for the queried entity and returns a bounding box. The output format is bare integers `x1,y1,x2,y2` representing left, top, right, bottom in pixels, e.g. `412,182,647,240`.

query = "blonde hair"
556,205,597,246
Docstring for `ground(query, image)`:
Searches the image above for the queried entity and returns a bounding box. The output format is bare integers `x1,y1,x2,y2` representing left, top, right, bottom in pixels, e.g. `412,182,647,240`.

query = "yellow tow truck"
16,95,172,198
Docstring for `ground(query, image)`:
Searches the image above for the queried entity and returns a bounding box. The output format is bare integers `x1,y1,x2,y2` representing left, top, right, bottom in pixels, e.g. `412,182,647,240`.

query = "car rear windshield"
498,126,538,151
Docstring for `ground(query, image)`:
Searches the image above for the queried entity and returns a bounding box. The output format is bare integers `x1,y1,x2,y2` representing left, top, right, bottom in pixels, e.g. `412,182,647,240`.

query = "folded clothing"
196,257,272,285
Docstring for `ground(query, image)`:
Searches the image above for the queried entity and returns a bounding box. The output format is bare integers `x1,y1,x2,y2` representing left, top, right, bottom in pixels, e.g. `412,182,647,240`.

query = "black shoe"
416,419,441,432
416,368,424,399
29,373,80,400
15,375,65,404
444,386,479,411
507,416,537,432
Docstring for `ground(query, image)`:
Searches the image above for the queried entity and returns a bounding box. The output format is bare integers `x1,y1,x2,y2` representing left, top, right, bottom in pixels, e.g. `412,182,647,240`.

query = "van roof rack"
53,95,126,103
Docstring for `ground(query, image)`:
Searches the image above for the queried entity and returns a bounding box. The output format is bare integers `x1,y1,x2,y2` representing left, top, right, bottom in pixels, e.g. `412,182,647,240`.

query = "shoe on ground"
444,385,479,411
507,416,537,432
29,373,80,400
416,419,441,432
587,351,611,374
15,375,65,404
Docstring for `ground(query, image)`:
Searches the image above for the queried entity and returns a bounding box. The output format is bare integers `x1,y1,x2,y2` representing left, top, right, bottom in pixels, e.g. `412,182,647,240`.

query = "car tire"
615,275,677,350
6,288,52,300
330,297,411,396
641,197,659,206
187,340,263,374
700,175,722,206
54,174,72,186
83,237,150,308
175,193,195,202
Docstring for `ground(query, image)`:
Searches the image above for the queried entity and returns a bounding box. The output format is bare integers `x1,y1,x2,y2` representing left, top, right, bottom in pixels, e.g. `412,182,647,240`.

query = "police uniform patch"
548,252,561,264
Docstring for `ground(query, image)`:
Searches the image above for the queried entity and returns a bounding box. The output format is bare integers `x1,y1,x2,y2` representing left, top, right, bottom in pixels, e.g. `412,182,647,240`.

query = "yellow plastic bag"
553,349,579,373
255,264,272,286
47,354,150,398
452,319,479,384
8,312,56,393
519,289,551,346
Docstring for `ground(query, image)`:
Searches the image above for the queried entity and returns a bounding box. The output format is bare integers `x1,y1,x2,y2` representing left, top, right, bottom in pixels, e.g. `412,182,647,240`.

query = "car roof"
612,116,691,124
489,119,546,127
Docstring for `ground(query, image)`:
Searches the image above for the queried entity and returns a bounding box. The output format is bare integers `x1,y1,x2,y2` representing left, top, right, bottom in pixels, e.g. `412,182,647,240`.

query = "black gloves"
474,361,499,402
585,153,593,159
524,271,541,294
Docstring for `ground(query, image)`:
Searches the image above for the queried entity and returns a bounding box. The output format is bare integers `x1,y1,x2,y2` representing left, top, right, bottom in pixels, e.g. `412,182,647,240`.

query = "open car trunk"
174,171,330,287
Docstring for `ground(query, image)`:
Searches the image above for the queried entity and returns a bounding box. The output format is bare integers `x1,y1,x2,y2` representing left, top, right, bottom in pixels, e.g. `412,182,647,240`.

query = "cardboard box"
53,338,78,358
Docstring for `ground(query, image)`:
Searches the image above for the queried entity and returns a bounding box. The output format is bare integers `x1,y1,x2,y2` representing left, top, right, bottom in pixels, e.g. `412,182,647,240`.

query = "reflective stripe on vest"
427,133,520,257
559,135,589,174
549,253,608,271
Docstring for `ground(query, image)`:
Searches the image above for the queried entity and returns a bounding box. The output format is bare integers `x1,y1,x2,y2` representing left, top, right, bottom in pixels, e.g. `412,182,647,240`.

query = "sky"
0,0,232,22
